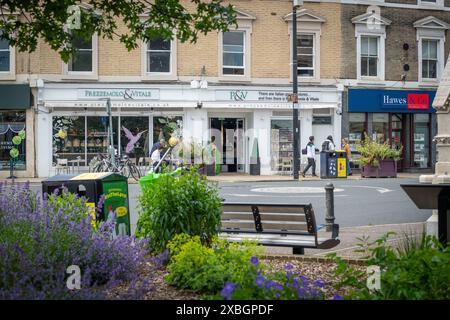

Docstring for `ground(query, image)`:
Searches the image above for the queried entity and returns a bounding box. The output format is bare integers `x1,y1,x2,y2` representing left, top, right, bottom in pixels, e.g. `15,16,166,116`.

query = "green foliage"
356,133,402,167
329,233,450,300
136,168,222,253
0,0,237,62
46,190,100,231
165,235,262,293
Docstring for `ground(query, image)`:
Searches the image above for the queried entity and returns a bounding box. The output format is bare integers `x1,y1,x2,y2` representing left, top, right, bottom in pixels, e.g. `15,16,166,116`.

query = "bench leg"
293,247,304,255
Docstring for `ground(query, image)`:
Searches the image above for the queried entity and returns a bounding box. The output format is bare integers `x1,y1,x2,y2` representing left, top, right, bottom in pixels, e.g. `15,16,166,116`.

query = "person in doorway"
150,143,164,173
342,138,352,176
322,135,335,152
302,136,318,178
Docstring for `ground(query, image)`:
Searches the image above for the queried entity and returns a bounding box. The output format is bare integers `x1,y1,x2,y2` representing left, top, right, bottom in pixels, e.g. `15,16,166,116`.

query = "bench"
219,203,340,254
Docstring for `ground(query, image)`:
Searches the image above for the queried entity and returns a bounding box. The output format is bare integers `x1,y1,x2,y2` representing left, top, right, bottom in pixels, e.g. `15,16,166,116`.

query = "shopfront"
346,88,437,172
0,85,33,178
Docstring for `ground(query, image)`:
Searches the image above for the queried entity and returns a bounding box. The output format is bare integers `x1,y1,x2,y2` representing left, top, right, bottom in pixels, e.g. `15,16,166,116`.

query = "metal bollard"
325,183,335,232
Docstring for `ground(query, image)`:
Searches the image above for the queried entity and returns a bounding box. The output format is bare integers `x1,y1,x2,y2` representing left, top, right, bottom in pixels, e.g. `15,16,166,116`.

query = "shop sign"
348,89,436,113
77,88,160,100
216,90,322,103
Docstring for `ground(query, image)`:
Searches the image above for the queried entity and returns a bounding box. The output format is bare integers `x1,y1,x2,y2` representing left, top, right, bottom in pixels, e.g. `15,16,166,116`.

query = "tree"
0,0,237,62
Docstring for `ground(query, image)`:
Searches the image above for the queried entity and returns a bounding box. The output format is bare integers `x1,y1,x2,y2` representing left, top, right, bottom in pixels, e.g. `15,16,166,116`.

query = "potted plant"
357,134,402,178
250,138,261,175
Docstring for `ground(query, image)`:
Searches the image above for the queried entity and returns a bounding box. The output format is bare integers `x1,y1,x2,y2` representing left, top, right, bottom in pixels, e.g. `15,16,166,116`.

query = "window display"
413,114,429,168
372,113,389,144
0,111,26,170
271,120,293,172
120,116,149,160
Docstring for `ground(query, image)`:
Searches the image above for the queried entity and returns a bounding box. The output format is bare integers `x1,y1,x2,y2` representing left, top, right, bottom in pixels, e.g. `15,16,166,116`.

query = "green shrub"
357,133,402,167
136,168,222,253
330,233,450,300
165,234,262,293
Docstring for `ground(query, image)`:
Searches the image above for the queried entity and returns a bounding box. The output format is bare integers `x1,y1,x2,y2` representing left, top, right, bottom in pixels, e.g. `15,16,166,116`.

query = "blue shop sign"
348,89,436,113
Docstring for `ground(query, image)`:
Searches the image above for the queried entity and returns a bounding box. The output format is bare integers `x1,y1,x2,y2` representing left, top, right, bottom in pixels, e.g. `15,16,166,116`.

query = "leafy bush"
357,133,402,167
137,169,222,253
165,234,262,293
330,233,450,300
0,182,150,299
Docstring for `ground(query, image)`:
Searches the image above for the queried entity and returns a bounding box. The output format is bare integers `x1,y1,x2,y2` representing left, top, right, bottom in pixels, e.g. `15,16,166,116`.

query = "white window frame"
0,30,15,80
218,27,252,81
358,35,382,79
418,0,444,8
141,37,177,81
419,37,443,82
62,34,98,80
221,31,246,76
285,9,325,83
415,17,448,84
297,33,316,79
353,13,389,82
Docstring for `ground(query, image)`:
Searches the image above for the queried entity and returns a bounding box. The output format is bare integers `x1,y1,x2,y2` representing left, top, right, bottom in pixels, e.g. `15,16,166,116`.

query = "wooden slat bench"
219,203,340,254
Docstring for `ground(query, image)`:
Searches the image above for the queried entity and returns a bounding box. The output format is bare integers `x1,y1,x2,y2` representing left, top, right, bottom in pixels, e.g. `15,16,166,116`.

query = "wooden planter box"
361,158,397,178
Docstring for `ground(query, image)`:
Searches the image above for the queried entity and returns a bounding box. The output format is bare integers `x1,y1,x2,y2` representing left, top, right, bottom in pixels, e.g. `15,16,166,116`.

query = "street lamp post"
292,0,302,180
105,97,115,165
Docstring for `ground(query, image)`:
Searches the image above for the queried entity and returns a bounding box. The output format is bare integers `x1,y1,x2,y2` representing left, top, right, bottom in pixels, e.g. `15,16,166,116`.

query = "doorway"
210,118,245,173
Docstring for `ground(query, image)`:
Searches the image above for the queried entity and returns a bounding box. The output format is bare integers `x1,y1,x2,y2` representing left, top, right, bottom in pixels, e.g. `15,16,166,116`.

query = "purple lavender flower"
250,256,259,267
300,275,309,287
333,294,344,300
285,263,294,271
313,279,325,289
255,275,265,287
221,282,237,300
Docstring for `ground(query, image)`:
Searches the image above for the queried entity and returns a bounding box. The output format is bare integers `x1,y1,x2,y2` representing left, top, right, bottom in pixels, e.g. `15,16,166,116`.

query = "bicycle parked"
90,153,141,181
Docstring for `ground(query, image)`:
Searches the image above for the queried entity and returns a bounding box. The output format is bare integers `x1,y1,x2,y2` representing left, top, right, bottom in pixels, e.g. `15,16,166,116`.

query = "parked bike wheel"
129,163,141,181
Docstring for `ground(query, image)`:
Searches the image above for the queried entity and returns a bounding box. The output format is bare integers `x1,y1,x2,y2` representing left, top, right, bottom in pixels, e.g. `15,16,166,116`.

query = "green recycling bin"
42,172,131,236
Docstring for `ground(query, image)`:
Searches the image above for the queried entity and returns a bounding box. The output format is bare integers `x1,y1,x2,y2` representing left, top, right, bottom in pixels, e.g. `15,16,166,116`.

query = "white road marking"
250,187,345,194
227,193,349,198
339,185,394,194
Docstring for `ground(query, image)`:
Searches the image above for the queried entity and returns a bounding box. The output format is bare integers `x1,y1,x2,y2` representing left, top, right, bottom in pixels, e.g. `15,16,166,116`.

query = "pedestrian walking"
302,136,318,177
322,135,335,152
342,137,352,176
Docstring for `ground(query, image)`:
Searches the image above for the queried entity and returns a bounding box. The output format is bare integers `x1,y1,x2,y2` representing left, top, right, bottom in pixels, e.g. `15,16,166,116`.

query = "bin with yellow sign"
336,150,348,178
42,172,131,235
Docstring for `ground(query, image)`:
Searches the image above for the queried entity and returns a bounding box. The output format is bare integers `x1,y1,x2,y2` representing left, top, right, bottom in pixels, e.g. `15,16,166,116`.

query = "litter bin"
320,151,338,179
336,150,348,178
42,172,131,236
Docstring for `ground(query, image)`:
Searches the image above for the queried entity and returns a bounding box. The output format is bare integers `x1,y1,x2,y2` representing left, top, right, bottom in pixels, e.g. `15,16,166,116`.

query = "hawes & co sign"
348,89,436,113
77,88,160,100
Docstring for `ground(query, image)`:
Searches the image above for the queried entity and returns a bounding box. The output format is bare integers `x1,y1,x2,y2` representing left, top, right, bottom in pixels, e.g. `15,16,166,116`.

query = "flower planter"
361,158,397,178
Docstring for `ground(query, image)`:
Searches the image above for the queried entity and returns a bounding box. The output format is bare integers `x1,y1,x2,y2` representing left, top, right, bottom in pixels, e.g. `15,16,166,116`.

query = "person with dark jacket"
302,136,318,177
322,135,335,152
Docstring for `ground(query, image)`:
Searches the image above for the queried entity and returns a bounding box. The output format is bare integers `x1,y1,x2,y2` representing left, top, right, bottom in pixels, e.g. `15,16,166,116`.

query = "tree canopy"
0,0,237,62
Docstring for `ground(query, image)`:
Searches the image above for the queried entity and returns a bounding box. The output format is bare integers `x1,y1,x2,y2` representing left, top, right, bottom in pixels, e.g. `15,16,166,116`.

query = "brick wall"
341,4,450,81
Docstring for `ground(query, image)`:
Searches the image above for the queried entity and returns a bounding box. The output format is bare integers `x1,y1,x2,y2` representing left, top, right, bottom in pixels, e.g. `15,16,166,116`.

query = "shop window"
147,37,171,73
53,116,86,166
152,116,183,143
413,114,430,168
270,119,294,173
222,31,245,75
372,113,389,144
86,116,119,164
348,113,366,169
120,117,149,161
312,108,332,125
0,111,26,171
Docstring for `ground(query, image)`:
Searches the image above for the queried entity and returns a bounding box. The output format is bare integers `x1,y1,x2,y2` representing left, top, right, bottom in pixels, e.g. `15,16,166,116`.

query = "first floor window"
297,34,314,77
421,39,438,79
0,30,10,72
223,31,245,75
0,111,26,170
147,37,171,73
360,36,379,77
68,35,93,72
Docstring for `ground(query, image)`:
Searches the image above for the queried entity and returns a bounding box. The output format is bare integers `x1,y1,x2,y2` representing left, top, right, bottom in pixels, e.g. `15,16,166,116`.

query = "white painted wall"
36,112,53,178
252,110,272,175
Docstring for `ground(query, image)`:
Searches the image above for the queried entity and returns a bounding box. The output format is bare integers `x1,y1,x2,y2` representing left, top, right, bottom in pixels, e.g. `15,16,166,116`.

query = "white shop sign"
215,90,322,103
77,88,160,100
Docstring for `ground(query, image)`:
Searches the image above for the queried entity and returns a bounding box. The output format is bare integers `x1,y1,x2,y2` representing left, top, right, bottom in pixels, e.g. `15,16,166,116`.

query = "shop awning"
0,85,32,109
